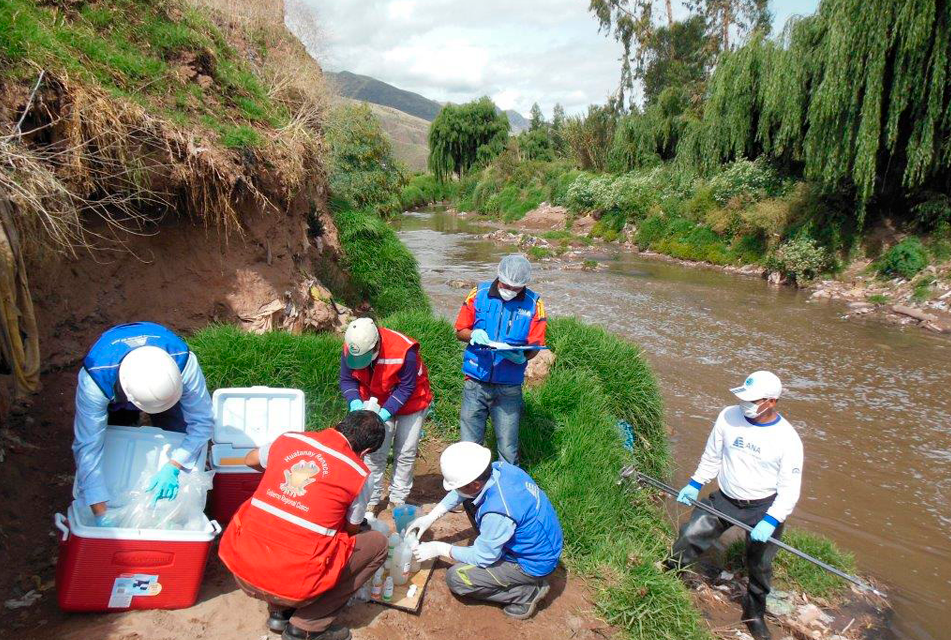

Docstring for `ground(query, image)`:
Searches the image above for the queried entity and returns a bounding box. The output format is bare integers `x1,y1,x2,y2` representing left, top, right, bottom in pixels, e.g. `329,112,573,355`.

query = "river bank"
444,203,951,337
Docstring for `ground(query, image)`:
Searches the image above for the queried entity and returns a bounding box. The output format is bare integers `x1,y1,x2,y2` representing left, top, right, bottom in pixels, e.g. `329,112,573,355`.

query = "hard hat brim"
443,446,492,491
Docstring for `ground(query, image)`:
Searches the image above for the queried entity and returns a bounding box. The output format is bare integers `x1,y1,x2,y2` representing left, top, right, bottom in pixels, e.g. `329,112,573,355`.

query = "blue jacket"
476,461,563,576
462,281,543,385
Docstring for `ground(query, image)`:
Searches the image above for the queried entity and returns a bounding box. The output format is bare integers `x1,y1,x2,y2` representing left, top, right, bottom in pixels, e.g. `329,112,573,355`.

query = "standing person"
454,254,546,465
406,442,563,620
219,411,388,640
666,371,803,640
72,321,215,525
339,317,432,513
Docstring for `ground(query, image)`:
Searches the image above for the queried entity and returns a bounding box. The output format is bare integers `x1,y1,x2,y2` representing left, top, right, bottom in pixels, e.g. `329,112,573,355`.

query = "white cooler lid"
212,386,305,448
72,425,208,500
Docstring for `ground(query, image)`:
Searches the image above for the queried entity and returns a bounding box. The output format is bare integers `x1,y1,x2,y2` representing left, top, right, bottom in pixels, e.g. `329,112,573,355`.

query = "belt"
720,492,776,508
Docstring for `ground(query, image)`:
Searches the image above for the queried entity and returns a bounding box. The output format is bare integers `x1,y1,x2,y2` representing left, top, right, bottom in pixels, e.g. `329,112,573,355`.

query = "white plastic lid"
72,425,208,500
212,386,305,448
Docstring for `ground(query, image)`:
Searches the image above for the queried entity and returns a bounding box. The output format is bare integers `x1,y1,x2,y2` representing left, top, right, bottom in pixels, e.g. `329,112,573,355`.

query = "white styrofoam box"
211,386,305,472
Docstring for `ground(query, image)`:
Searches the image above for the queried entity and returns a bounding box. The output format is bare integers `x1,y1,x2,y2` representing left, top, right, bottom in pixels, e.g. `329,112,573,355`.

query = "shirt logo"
733,437,744,448
732,437,761,455
281,460,321,497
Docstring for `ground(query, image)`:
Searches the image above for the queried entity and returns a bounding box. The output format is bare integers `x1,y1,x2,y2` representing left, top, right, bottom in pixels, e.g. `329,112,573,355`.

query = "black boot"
743,614,772,640
282,623,352,640
267,608,295,633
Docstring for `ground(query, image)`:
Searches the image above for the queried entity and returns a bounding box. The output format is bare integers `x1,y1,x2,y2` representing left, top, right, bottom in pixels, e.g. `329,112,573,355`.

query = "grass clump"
400,174,459,210
868,293,889,305
877,238,929,279
912,275,936,302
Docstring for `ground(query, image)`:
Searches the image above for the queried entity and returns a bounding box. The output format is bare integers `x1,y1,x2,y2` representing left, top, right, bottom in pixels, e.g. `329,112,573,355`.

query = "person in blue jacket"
72,322,214,525
406,442,563,620
453,255,547,465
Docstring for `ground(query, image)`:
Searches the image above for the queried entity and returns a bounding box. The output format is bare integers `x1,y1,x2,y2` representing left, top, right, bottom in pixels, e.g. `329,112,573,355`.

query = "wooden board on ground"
369,559,435,612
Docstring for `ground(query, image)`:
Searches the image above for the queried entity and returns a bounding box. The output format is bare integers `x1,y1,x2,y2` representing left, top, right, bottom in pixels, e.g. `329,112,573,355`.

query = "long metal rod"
618,465,884,597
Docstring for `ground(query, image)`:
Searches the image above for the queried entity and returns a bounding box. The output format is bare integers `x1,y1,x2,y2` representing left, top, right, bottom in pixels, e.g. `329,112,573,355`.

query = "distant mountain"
327,70,529,133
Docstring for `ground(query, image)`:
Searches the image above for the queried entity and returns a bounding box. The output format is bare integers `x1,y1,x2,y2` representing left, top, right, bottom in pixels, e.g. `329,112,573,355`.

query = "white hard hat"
118,346,184,414
731,370,782,401
440,442,492,491
344,317,380,369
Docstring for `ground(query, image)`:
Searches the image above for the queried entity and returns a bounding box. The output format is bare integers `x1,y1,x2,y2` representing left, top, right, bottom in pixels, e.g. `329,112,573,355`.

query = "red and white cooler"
209,386,304,526
54,426,221,612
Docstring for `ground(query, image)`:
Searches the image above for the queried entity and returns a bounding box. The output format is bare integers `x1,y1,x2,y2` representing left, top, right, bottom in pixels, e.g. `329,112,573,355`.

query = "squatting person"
405,442,563,620
218,410,388,640
339,317,433,514
72,321,215,525
454,254,547,465
666,370,804,640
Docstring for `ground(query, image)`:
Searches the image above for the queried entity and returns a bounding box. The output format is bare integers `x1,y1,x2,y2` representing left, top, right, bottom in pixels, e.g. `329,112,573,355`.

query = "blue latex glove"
469,329,490,345
379,408,392,423
349,398,364,412
676,484,700,505
500,350,527,364
750,519,777,542
147,463,181,504
94,512,118,527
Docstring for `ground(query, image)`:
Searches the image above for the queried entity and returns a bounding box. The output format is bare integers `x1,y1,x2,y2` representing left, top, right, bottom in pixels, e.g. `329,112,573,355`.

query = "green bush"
399,174,459,210
877,237,929,279
768,236,833,284
707,158,785,206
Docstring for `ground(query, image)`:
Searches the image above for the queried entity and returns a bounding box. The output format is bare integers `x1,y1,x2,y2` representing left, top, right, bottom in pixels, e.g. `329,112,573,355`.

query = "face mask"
740,400,768,419
498,287,519,301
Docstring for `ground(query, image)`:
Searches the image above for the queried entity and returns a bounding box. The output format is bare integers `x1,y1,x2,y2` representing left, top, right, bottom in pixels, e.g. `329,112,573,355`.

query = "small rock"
847,302,873,310
767,591,796,617
797,603,826,626
446,279,475,289
717,570,734,582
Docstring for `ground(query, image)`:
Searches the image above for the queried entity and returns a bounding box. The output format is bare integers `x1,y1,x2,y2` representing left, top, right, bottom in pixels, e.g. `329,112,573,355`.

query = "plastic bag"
80,467,214,531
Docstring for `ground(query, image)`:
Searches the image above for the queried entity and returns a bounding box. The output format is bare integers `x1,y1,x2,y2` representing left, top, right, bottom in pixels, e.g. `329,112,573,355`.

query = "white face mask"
498,287,519,301
739,400,768,419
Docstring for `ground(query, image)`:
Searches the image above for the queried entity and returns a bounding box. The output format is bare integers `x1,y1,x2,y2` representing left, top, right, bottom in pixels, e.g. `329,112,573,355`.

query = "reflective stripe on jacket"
218,429,369,601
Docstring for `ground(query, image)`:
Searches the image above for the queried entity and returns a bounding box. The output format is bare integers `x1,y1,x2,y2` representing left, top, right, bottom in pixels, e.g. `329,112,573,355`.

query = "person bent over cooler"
405,442,563,620
339,317,433,513
72,322,215,525
454,254,547,465
666,371,803,640
218,411,388,640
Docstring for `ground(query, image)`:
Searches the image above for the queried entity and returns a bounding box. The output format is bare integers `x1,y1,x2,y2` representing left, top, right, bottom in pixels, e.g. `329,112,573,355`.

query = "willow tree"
428,97,510,181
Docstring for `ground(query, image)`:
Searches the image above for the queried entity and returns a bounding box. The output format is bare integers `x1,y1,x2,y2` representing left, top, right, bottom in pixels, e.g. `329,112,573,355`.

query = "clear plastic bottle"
387,532,401,561
382,575,394,602
405,532,422,572
370,567,384,599
392,539,412,585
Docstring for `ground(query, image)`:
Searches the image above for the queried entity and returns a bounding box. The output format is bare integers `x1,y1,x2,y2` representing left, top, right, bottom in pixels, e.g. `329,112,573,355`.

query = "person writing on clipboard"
454,254,547,465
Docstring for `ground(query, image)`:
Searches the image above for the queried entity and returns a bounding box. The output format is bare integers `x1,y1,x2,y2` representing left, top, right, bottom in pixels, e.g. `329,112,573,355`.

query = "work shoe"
282,623,351,640
267,608,295,633
743,615,772,640
502,582,551,620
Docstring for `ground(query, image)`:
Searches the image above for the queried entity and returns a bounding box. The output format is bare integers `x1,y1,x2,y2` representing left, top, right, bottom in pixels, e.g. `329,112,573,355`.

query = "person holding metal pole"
665,371,803,640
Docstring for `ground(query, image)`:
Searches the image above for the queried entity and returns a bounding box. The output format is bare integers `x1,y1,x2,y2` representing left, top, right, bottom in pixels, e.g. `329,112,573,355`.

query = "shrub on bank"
877,237,929,279
768,237,833,284
399,174,459,211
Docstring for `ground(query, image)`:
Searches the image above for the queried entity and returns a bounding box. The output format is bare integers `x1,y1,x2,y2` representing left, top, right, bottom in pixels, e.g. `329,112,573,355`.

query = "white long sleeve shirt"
72,352,215,507
691,405,803,523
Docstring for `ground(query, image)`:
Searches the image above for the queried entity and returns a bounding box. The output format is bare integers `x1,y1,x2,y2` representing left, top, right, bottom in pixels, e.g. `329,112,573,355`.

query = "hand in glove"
750,519,777,542
404,504,448,540
499,350,527,364
349,398,364,412
413,541,452,563
676,483,700,505
147,463,181,504
378,408,392,423
469,329,491,345
94,511,118,527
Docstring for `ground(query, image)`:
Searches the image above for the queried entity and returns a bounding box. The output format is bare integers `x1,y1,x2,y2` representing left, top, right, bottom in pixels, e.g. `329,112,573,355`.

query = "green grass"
868,293,890,305
913,275,936,302
528,246,552,260
725,528,856,601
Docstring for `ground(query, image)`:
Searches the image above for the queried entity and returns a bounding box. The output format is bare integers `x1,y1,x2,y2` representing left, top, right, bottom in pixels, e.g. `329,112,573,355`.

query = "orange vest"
346,327,433,416
218,429,369,602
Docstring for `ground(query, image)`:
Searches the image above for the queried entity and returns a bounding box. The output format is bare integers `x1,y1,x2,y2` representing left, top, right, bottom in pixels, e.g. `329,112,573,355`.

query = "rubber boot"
742,601,772,640
267,608,295,633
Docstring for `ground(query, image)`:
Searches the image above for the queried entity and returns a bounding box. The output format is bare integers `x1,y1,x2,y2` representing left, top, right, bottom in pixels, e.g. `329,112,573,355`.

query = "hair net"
497,254,532,287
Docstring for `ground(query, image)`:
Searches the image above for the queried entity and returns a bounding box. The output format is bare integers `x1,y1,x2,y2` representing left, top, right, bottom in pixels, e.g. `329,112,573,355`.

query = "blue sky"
291,0,820,118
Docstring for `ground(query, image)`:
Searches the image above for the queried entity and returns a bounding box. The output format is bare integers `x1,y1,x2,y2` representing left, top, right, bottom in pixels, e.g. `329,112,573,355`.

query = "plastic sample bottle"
405,532,421,572
382,575,394,602
387,532,401,560
392,539,413,585
370,567,384,598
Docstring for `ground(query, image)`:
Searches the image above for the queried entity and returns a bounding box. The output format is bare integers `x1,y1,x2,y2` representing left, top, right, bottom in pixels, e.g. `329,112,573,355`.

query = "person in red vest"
219,411,387,640
339,317,433,514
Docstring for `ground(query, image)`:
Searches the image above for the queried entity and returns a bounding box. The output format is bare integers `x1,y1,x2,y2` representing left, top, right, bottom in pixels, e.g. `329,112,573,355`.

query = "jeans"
363,407,428,507
668,490,784,620
459,378,523,465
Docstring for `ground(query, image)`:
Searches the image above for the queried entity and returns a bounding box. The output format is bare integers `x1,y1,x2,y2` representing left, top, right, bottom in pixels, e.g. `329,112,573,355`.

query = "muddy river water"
394,208,951,640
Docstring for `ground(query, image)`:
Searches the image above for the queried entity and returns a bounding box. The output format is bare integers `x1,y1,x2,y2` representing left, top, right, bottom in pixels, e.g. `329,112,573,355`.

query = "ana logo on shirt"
732,437,761,455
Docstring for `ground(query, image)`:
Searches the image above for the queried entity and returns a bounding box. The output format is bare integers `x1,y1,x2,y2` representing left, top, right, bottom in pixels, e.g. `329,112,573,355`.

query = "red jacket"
346,327,433,415
218,429,369,602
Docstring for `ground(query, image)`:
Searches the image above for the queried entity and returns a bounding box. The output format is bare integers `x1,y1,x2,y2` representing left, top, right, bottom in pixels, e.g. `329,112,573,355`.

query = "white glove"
413,541,452,563
404,504,448,540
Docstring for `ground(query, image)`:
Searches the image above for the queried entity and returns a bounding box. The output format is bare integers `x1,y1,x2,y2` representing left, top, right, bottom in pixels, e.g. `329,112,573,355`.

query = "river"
394,208,951,640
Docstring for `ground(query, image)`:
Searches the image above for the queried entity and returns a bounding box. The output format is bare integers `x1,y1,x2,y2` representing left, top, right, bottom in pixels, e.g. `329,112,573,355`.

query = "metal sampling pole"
618,464,885,598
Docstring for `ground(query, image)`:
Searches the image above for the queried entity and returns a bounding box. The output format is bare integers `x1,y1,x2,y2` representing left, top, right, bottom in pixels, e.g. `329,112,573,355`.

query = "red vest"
218,429,369,602
346,328,433,416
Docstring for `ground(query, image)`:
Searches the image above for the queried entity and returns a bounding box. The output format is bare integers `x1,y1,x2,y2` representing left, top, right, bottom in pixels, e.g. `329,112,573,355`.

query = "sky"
294,0,820,119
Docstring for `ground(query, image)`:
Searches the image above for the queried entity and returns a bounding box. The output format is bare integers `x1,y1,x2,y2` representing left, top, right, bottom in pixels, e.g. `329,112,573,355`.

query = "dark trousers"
108,401,187,432
669,490,783,620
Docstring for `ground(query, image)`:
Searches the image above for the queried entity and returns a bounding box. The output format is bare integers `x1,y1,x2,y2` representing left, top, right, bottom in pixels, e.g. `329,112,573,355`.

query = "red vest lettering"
218,429,368,602
346,328,433,415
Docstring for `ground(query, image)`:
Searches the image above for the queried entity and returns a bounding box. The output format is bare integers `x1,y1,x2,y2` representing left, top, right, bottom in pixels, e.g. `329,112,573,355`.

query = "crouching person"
218,411,387,640
406,442,563,620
